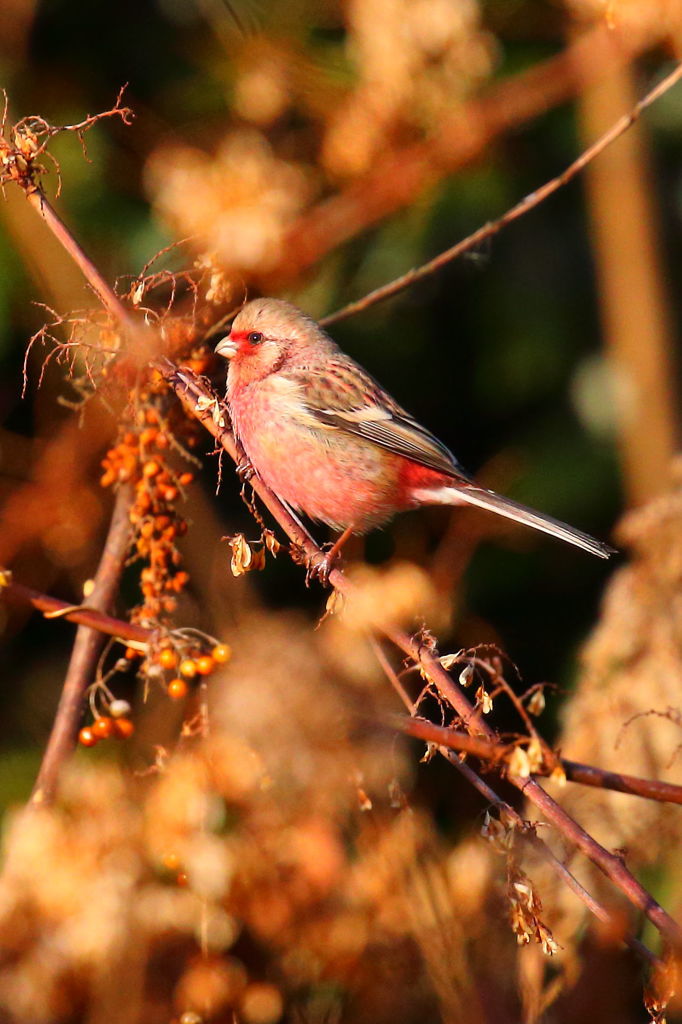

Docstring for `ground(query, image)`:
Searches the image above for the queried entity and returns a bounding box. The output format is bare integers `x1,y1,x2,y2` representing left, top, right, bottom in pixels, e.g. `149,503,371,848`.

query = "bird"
215,297,614,562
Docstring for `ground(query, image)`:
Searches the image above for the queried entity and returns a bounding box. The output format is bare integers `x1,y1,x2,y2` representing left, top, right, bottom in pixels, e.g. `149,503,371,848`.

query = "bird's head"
215,297,333,386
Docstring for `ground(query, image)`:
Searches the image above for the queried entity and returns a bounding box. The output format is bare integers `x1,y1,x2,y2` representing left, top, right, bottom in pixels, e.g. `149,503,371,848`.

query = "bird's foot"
305,547,337,588
236,458,255,482
304,525,355,587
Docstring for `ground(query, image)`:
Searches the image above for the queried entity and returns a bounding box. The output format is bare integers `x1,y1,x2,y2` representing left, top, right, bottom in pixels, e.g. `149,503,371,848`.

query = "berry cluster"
78,698,134,748
154,641,232,701
77,639,232,747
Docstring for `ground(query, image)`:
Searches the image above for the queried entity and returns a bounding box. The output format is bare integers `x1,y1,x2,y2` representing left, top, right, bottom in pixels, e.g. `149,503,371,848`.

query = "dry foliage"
0,3,681,1023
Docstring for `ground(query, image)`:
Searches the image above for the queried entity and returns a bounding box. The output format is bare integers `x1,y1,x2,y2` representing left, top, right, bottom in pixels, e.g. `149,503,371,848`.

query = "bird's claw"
305,542,343,587
236,459,255,482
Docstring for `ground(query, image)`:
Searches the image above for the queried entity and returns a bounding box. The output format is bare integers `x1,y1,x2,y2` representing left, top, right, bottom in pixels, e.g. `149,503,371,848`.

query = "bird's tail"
413,483,615,559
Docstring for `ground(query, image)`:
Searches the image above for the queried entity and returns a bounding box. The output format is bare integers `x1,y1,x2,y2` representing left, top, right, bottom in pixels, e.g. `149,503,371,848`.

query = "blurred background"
0,1,680,1021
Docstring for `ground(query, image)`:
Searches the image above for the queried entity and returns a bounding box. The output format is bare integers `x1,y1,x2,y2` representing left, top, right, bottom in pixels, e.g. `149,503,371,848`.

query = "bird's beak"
215,335,238,359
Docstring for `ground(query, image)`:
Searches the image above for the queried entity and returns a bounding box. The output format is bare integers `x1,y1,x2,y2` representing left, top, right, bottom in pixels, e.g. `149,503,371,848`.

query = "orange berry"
112,718,135,739
178,472,194,487
179,658,197,679
143,460,160,478
196,655,215,676
125,646,141,660
176,871,189,887
100,470,115,487
212,644,231,664
158,647,177,670
163,486,179,503
168,677,188,700
145,409,158,425
78,726,97,747
161,852,181,872
92,716,113,739
155,433,169,449
123,432,136,446
139,427,158,446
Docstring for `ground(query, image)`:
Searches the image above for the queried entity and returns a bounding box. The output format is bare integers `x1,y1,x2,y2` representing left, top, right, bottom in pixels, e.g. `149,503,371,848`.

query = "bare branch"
393,714,682,806
30,485,136,805
2,571,151,646
322,61,682,326
279,21,665,286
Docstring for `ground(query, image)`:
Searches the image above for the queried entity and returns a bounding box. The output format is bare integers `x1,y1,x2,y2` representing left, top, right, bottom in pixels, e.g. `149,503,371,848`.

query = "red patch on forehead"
228,329,253,356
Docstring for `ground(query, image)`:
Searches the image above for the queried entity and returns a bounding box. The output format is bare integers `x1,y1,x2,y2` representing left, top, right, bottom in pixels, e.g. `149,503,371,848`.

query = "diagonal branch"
278,21,666,285
30,485,135,806
377,628,660,965
23,186,137,331
321,61,682,326
393,714,682,806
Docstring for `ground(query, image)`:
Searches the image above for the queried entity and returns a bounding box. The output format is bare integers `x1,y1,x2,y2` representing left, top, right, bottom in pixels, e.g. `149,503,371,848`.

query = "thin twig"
393,715,682,806
2,578,152,645
31,485,134,805
372,634,660,965
280,21,664,285
23,187,137,331
448,754,659,968
321,61,682,326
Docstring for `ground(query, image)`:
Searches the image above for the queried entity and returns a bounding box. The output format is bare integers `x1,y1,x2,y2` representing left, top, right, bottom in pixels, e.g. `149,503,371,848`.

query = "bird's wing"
286,359,467,478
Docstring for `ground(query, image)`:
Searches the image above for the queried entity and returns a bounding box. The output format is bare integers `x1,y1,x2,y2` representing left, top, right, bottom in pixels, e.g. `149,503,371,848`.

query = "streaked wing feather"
287,361,466,478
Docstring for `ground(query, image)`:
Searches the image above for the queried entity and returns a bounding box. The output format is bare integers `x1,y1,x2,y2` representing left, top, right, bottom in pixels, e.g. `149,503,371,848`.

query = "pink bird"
215,298,613,563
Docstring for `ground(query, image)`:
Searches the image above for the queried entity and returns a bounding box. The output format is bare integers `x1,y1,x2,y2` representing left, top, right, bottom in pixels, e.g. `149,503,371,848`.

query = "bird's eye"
247,331,263,345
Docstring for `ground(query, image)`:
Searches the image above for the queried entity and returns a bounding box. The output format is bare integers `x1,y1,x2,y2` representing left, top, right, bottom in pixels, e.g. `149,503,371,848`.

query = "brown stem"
30,485,134,805
278,22,663,285
448,753,659,967
321,62,682,326
165,365,682,950
378,643,659,965
3,579,151,644
394,715,682,806
24,187,137,332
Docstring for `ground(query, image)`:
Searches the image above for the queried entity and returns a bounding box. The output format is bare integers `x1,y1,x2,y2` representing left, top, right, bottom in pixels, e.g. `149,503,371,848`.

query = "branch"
378,643,660,965
278,21,665,285
321,62,682,326
30,485,137,805
2,577,151,645
165,365,682,951
393,715,682,806
23,188,137,330
448,753,660,968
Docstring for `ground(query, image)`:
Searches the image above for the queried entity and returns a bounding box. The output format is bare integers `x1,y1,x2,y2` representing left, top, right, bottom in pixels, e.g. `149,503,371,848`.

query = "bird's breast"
228,380,408,532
